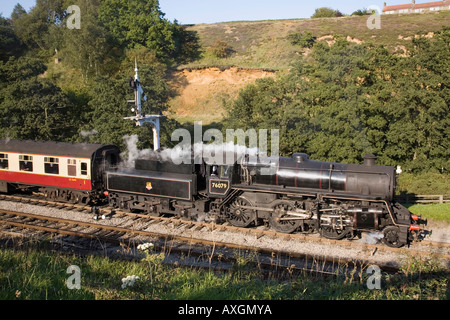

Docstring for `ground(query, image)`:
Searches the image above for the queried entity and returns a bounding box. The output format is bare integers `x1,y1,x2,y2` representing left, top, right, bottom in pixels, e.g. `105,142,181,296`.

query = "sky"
0,0,434,24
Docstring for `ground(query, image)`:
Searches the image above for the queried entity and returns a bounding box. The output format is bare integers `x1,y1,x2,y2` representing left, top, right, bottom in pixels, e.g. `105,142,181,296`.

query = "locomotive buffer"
125,59,164,151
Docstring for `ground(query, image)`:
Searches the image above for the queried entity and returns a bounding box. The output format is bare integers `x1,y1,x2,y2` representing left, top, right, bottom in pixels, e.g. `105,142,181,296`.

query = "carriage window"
44,157,59,175
67,159,77,177
19,155,33,172
0,154,8,169
80,162,88,176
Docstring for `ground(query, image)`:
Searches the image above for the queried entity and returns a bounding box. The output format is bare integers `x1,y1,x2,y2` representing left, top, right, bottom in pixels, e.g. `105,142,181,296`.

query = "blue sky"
0,0,432,24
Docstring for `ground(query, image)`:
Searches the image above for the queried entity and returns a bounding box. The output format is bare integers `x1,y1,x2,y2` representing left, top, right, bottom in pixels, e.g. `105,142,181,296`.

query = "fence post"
439,195,444,204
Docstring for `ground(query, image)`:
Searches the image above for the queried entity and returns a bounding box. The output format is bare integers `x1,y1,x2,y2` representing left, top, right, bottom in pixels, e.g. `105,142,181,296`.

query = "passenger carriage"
0,139,120,203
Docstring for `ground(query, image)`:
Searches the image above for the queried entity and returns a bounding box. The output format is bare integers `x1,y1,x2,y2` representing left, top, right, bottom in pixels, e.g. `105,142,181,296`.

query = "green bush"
311,7,344,18
208,40,233,58
351,9,371,16
288,32,316,48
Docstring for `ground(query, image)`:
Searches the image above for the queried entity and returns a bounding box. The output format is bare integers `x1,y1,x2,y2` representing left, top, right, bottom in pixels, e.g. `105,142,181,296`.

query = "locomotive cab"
207,164,233,198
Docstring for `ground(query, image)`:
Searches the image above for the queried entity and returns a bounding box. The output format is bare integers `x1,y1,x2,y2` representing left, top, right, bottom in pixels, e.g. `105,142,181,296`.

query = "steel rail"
1,193,449,255
1,208,426,274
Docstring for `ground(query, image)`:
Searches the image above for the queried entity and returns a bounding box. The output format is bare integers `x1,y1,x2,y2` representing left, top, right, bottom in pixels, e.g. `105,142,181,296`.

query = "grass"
396,172,450,223
406,203,450,223
0,239,448,300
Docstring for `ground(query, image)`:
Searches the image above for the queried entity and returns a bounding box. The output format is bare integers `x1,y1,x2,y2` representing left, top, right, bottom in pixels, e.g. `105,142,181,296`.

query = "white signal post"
124,59,164,151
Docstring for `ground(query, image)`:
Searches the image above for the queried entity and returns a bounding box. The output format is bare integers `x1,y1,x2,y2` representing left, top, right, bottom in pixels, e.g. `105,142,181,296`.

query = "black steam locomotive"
106,150,425,248
0,139,425,247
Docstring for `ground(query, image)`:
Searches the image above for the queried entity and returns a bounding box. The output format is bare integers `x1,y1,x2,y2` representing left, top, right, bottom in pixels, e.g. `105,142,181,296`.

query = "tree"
382,28,450,171
77,75,136,147
12,0,66,52
289,39,376,163
311,7,343,19
0,57,77,141
0,15,24,61
351,9,370,16
98,0,176,59
61,1,112,80
10,3,27,21
170,21,201,63
209,40,233,58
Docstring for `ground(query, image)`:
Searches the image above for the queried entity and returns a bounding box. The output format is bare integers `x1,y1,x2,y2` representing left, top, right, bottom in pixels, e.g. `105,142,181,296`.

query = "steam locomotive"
0,139,426,247
107,150,426,247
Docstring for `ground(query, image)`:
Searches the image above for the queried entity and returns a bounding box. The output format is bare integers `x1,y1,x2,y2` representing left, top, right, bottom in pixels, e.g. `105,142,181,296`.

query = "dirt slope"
166,66,275,124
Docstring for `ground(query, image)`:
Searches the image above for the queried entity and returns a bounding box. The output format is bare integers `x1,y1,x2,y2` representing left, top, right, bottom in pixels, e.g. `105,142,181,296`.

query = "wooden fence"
395,194,450,204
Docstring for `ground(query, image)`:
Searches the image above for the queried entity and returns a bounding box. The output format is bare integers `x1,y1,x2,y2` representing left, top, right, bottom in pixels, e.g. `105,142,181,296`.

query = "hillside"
167,11,450,123
182,11,450,70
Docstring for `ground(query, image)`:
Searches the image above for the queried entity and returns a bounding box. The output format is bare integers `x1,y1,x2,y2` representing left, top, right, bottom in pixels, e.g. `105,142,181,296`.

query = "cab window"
210,165,218,177
220,166,230,179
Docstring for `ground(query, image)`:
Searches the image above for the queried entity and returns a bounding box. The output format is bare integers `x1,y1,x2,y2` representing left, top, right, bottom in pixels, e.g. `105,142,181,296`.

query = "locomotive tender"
0,139,425,247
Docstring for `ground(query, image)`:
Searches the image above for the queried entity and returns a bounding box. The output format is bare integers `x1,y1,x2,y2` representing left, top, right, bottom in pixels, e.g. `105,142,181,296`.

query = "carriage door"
208,165,232,198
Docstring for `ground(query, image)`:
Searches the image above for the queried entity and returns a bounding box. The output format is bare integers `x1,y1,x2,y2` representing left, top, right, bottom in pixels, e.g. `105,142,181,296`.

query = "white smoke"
363,232,384,245
121,135,156,168
80,129,98,138
200,140,260,165
120,134,262,169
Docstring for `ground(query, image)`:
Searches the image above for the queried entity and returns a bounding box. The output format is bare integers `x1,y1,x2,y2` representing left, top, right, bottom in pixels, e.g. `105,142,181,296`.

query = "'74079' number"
212,182,227,189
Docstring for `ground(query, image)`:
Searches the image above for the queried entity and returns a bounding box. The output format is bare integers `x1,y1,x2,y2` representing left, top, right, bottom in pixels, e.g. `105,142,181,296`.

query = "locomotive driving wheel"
319,226,349,240
269,201,302,234
226,197,256,228
382,226,403,248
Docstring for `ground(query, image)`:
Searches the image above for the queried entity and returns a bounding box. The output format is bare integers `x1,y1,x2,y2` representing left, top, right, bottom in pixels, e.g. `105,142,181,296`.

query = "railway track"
0,193,449,275
0,208,358,277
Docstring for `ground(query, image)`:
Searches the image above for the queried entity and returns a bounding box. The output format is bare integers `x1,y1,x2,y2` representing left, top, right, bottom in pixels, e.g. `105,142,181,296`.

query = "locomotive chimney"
363,154,377,166
293,153,309,163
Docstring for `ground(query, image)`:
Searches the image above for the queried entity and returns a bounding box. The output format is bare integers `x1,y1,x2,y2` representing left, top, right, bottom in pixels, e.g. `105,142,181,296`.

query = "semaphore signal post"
124,59,164,151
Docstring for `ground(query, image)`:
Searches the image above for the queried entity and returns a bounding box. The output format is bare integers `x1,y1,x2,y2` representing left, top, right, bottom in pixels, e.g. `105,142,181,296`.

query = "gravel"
0,200,448,270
